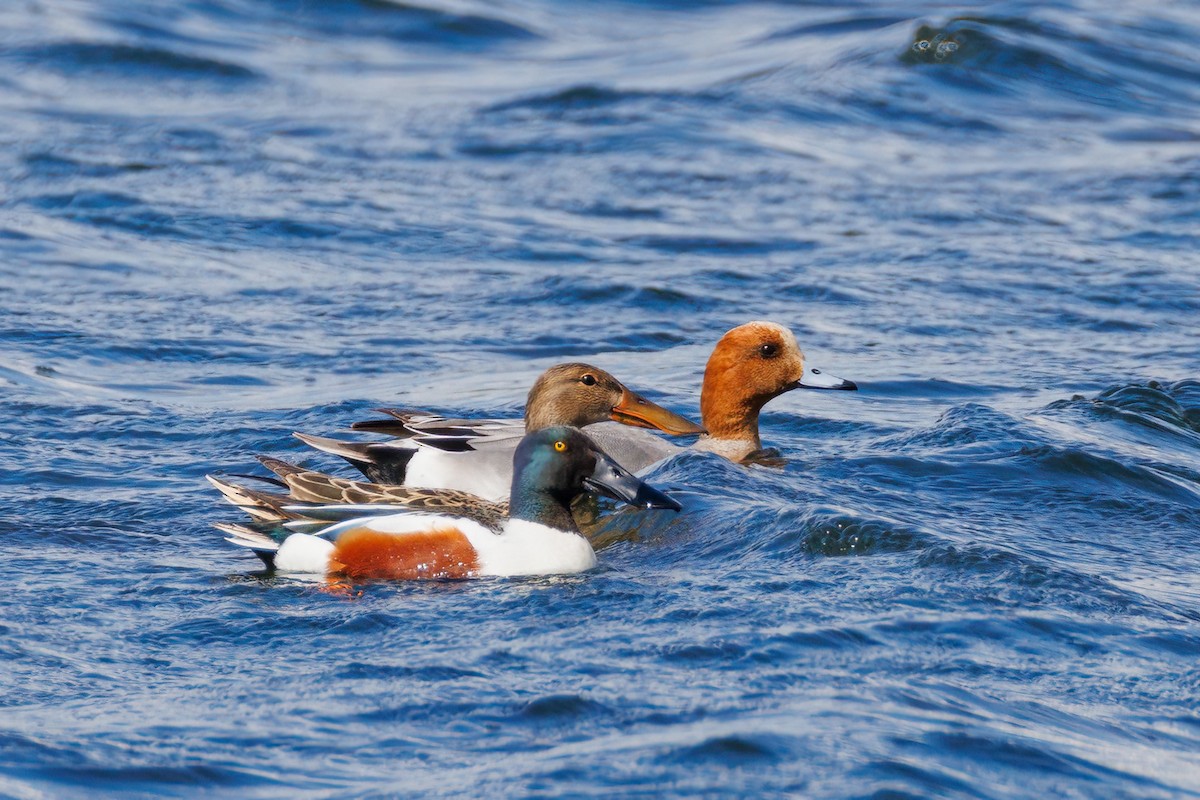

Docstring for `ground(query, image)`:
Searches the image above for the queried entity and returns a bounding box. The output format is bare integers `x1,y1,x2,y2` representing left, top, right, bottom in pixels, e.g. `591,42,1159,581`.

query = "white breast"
473,518,597,577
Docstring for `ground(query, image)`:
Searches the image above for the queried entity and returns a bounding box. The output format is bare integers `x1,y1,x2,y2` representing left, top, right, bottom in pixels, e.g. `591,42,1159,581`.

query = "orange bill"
610,387,706,436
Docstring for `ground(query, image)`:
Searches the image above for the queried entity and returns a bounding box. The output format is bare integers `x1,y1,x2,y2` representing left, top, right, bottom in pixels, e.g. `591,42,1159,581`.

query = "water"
2,0,1200,796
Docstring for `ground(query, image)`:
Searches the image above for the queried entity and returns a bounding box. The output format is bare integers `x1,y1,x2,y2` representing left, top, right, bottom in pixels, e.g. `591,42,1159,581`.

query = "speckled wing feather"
206,474,302,521
256,456,510,532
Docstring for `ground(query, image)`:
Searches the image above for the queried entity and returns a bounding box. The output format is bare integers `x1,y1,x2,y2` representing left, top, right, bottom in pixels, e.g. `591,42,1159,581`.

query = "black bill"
583,449,682,512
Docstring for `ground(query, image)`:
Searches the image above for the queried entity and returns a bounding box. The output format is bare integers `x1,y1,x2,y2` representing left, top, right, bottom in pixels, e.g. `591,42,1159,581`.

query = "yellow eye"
554,440,568,453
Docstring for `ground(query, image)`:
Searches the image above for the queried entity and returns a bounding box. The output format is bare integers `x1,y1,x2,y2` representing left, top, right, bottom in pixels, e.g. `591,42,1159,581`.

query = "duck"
295,362,704,502
219,426,681,580
585,320,856,469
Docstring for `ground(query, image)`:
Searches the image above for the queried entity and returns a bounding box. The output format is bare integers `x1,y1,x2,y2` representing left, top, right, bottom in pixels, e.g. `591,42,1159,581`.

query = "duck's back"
579,421,685,474
404,446,517,502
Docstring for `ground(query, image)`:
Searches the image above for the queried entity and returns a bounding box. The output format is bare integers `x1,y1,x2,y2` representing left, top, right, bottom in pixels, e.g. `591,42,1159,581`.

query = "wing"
351,410,526,452
213,459,509,533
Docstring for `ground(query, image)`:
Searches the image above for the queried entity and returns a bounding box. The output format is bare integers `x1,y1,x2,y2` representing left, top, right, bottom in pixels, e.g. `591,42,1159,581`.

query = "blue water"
3,0,1200,796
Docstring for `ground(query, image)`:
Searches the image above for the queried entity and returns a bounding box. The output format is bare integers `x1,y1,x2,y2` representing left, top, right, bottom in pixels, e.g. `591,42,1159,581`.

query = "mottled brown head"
523,363,704,435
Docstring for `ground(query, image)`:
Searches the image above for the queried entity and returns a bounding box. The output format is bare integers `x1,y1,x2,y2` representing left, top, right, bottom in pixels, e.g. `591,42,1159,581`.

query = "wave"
902,11,1200,113
5,41,259,81
248,0,539,47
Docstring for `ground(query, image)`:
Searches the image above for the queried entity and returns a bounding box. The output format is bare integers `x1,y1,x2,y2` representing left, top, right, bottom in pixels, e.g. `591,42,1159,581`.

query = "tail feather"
206,474,301,521
292,432,381,463
374,408,427,419
280,503,420,522
214,521,262,538
216,523,280,569
257,455,308,481
227,472,288,489
347,409,490,438
348,418,417,437
373,409,514,432
354,410,519,443
218,525,281,552
393,435,476,453
373,408,442,425
292,432,416,484
207,475,284,521
282,519,342,535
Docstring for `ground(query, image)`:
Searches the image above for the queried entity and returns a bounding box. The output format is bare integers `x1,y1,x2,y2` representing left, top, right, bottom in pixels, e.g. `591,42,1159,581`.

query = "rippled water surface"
3,0,1200,797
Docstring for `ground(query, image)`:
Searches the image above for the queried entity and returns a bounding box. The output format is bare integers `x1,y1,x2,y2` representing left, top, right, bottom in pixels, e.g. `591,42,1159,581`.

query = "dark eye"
580,374,597,386
759,343,778,358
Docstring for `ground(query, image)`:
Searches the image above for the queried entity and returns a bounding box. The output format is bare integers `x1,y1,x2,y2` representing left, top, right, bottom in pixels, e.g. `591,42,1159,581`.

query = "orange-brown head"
523,363,705,436
699,321,855,453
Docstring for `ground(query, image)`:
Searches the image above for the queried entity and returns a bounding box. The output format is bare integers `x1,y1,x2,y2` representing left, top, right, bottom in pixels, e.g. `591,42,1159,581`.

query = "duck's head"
510,426,681,530
700,321,856,443
524,363,705,435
